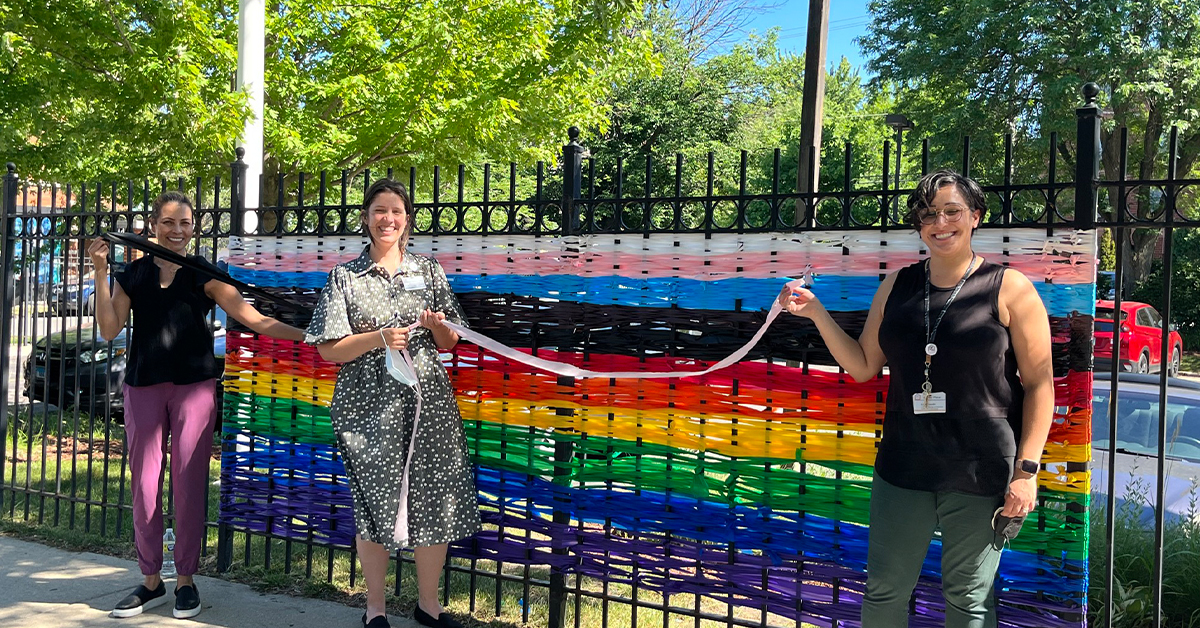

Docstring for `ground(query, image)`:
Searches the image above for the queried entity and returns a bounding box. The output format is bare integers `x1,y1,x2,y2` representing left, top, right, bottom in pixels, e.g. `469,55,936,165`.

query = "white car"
1091,372,1200,520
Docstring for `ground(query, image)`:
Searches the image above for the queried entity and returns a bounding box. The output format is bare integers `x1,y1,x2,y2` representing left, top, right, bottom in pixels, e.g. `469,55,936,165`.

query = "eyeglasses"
916,204,972,225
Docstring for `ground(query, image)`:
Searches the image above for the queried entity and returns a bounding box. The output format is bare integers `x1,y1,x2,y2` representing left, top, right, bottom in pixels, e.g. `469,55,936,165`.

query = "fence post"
1074,82,1101,230
562,127,584,235
231,148,247,237
216,150,245,573
0,163,16,467
546,127,585,628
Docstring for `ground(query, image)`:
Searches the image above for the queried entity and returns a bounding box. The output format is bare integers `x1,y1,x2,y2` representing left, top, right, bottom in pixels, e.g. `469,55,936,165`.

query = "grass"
2,429,810,628
1181,351,1200,375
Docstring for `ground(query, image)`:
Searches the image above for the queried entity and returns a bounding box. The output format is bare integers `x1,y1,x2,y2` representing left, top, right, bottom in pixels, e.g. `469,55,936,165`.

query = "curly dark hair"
904,169,987,232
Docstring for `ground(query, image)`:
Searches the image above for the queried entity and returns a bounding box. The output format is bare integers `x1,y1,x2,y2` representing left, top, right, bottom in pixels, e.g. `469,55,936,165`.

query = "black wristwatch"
1016,458,1039,475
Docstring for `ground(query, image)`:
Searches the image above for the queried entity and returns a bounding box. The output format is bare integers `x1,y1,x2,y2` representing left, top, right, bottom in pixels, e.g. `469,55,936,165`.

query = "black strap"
102,231,305,311
923,255,978,346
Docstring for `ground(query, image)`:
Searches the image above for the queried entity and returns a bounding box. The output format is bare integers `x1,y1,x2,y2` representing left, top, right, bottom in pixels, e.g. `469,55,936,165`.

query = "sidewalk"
0,536,418,628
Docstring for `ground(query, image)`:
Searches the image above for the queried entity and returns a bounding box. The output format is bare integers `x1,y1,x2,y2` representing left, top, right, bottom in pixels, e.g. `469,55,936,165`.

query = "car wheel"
1169,348,1182,377
1137,352,1150,374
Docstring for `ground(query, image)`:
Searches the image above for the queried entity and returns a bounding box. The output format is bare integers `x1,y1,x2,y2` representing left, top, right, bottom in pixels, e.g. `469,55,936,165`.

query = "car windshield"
1093,387,1200,462
1095,320,1114,332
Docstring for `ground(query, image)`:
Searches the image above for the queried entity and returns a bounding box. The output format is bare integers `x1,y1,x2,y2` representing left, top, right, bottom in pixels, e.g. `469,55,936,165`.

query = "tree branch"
100,0,136,53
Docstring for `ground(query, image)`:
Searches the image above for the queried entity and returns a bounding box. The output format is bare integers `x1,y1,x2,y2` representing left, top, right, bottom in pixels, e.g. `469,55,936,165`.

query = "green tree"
0,0,654,188
860,0,1200,289
262,0,655,191
0,0,248,182
1131,229,1200,349
583,9,899,229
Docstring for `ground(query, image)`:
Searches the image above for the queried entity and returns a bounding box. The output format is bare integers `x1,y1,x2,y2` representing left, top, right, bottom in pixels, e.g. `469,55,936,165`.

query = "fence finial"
235,147,246,162
568,126,580,143
1074,81,1101,229
5,163,14,175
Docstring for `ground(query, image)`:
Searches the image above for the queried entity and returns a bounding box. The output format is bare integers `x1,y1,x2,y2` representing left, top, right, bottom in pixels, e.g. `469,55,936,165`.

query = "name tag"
912,392,947,414
401,275,427,291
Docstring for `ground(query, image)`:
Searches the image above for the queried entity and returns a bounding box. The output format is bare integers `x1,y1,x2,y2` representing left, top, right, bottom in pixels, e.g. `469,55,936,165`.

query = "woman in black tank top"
777,170,1054,628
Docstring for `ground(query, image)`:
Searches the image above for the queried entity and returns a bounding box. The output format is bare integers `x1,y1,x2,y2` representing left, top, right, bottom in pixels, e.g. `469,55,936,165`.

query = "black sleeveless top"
875,260,1024,496
115,255,222,387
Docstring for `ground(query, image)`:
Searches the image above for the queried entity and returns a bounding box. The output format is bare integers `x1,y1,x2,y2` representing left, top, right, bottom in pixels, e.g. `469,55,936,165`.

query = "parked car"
1094,300,1183,376
1092,372,1200,521
23,309,227,418
48,277,96,316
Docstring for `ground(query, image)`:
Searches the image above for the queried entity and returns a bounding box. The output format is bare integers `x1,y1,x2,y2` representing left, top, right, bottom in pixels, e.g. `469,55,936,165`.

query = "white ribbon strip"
442,278,805,379
392,277,803,545
391,322,422,546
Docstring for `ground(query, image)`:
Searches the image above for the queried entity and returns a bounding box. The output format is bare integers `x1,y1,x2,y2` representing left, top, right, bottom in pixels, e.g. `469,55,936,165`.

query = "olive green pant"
861,473,1005,628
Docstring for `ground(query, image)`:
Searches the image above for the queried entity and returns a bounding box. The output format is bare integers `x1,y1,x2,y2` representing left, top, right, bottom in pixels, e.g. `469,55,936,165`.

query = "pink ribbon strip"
393,278,804,544
441,278,805,380
392,322,422,546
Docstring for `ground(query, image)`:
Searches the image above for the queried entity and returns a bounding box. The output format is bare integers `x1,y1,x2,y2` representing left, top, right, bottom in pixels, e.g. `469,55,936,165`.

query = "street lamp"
885,113,914,219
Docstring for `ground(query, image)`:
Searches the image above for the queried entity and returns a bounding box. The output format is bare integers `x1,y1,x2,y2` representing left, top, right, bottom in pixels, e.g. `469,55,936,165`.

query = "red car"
1095,300,1183,376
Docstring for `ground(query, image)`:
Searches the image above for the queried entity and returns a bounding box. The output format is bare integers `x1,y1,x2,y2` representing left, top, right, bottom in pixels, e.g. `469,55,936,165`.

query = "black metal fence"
1,84,1199,628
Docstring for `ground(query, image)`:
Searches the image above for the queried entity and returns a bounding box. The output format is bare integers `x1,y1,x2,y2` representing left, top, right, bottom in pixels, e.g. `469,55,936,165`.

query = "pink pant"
123,379,217,576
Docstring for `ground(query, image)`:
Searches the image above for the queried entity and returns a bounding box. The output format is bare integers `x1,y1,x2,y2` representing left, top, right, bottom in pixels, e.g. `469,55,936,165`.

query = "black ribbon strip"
101,231,307,311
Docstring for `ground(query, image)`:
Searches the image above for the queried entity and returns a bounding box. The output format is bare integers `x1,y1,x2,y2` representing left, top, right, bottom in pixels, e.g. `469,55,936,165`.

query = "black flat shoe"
363,613,391,628
173,583,201,619
413,604,463,628
111,581,167,618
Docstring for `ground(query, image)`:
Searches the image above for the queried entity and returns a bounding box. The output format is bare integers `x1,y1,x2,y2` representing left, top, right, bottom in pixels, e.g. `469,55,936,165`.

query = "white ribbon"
441,277,806,379
391,277,805,544
389,322,422,546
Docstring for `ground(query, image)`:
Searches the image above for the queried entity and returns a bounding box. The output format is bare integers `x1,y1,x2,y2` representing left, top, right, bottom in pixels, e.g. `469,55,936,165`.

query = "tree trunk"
1120,228,1159,299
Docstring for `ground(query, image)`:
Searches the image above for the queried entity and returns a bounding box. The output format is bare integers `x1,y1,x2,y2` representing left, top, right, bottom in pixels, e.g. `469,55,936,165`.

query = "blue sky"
739,0,873,73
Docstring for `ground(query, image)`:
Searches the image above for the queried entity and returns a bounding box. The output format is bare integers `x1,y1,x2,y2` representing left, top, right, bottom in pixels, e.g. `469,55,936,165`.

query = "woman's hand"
419,309,447,330
777,285,824,319
86,238,110,273
379,327,409,351
1001,475,1038,518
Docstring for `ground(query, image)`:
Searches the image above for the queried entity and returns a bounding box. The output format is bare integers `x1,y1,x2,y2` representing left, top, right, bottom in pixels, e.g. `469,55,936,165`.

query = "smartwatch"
1016,458,1039,475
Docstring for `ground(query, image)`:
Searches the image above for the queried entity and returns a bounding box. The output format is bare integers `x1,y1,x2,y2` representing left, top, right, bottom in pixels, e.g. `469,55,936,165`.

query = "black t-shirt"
114,255,222,387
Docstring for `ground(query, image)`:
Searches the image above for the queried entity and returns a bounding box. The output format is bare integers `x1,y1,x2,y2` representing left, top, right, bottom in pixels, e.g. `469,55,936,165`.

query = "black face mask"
992,507,1025,544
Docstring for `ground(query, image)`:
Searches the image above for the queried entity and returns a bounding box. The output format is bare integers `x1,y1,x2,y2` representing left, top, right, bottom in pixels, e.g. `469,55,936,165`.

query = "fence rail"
1,84,1199,628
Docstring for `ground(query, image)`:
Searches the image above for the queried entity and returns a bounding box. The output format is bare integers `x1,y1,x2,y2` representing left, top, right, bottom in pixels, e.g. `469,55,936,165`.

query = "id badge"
912,392,947,414
401,275,427,291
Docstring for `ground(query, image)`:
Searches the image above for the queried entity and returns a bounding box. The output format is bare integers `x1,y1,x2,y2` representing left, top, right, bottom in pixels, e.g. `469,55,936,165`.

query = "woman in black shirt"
778,170,1054,627
87,191,304,619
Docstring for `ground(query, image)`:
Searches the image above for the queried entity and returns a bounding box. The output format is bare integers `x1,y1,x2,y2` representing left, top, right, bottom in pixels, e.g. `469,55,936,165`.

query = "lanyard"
921,255,978,393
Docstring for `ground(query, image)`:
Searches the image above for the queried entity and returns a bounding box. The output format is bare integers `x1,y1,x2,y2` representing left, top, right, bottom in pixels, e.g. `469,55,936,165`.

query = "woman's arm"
779,272,896,382
999,269,1055,517
316,328,408,363
86,238,131,342
205,280,306,341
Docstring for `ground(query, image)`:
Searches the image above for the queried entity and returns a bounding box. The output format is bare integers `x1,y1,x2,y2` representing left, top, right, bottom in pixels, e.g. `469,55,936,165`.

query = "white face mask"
385,347,418,387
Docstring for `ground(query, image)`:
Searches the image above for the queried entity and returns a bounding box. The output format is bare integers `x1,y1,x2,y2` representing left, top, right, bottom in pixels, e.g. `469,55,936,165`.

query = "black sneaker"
111,581,167,618
413,604,462,628
173,583,201,619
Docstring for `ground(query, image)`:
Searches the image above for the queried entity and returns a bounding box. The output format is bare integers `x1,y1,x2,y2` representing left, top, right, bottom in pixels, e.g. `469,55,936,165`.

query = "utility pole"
795,0,829,225
237,0,265,232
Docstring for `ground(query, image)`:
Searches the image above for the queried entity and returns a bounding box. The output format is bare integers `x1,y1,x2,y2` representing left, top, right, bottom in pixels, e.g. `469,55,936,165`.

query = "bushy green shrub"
1089,476,1200,627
